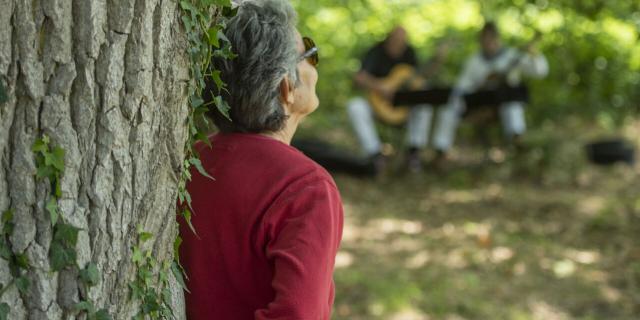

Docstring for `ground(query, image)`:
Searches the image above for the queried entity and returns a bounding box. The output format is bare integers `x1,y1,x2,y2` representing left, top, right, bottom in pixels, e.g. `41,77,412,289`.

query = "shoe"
406,148,423,173
368,152,387,177
432,149,450,170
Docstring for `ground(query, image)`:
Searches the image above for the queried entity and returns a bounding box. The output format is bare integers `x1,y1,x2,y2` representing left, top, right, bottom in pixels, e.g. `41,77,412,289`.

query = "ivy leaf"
210,70,224,92
182,208,198,237
15,253,30,269
50,146,66,172
171,261,190,293
214,95,231,121
207,26,221,48
36,165,55,180
2,210,13,224
80,262,100,287
50,242,76,271
131,247,144,265
15,275,30,295
1,209,13,235
45,197,59,226
92,309,112,320
173,237,182,263
196,132,212,148
53,223,80,247
212,0,232,7
190,95,204,109
138,232,153,243
0,303,9,320
162,288,174,316
73,301,95,314
188,158,213,180
31,138,48,154
54,178,62,198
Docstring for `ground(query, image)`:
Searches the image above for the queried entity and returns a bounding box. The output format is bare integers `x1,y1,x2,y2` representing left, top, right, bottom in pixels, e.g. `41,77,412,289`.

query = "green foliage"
50,222,80,271
291,0,640,129
32,135,64,226
0,303,8,320
129,229,174,319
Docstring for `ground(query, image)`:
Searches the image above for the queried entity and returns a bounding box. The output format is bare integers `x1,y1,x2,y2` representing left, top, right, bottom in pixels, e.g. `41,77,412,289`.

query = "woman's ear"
279,76,295,107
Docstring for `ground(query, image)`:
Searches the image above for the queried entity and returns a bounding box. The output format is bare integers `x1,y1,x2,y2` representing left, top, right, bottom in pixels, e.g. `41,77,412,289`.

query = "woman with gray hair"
178,1,344,319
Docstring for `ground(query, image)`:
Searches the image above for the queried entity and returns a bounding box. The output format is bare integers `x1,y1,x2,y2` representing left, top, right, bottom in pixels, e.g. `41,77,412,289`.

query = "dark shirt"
360,42,417,78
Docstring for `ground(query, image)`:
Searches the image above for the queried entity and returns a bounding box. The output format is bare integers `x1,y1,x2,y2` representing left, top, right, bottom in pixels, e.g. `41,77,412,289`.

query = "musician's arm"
353,70,393,98
452,56,479,96
518,52,549,78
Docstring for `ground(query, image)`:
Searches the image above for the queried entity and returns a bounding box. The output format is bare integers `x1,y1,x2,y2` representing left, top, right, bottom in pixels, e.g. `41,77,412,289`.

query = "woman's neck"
261,114,302,145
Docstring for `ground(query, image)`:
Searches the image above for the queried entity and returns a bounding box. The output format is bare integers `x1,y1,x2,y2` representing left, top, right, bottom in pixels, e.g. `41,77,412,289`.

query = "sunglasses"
299,36,319,67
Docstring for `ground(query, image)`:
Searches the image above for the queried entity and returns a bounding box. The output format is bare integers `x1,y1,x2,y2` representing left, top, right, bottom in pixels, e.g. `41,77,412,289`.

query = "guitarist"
347,26,446,174
432,21,548,163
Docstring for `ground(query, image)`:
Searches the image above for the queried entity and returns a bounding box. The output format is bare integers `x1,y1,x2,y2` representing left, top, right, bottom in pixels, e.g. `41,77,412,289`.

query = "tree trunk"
0,0,190,318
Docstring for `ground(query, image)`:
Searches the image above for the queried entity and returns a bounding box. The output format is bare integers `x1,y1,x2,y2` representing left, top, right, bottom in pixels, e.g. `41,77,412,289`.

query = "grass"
304,117,640,319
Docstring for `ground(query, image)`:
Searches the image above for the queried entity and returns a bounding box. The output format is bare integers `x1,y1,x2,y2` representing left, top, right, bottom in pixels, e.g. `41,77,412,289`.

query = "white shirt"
454,47,549,95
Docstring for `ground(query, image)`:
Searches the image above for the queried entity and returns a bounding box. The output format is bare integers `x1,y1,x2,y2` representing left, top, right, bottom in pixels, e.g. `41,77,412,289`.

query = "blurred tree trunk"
0,0,190,318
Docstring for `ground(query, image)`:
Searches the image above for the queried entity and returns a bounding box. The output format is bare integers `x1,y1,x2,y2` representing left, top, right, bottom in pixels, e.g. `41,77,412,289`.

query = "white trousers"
347,97,432,156
432,96,526,151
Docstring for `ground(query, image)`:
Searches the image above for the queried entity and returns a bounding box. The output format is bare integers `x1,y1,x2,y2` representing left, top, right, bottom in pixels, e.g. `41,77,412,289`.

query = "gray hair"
208,0,299,133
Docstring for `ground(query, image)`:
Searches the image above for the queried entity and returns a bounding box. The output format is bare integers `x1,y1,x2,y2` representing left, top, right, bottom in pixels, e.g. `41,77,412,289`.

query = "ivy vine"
127,0,236,318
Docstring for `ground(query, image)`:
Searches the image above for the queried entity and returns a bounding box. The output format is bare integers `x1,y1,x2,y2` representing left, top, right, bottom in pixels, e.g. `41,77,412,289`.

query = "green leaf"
162,288,174,316
54,178,62,198
138,232,153,243
173,237,182,263
190,95,204,109
1,210,13,224
50,146,66,172
207,26,221,48
182,208,197,236
0,303,9,320
210,70,224,92
36,165,55,180
196,132,212,148
73,301,95,314
92,309,112,320
188,158,213,180
214,96,231,120
49,242,77,271
171,261,190,293
132,247,143,265
32,139,47,154
80,262,100,287
45,197,59,226
213,0,232,8
15,275,30,295
15,253,30,269
53,223,80,247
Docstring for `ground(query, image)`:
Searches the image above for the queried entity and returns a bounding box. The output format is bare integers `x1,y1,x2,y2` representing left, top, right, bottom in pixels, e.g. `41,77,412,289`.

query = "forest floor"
299,118,640,320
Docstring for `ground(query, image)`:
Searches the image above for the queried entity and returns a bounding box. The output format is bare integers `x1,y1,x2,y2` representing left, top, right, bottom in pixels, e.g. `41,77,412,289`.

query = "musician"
347,26,444,173
432,21,548,161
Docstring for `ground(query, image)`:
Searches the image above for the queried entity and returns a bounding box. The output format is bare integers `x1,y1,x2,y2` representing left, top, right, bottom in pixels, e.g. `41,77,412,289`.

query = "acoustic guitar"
368,41,452,125
368,64,426,125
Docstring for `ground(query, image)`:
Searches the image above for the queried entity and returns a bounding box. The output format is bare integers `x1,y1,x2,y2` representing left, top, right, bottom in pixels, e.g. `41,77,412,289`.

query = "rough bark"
0,0,190,318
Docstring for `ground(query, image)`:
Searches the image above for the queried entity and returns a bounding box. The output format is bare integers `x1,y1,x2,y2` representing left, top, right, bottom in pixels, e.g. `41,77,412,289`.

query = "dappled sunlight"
578,196,606,216
528,300,571,320
335,251,355,269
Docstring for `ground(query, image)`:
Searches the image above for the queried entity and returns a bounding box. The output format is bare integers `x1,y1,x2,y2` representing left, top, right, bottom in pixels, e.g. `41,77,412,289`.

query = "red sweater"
179,133,344,320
